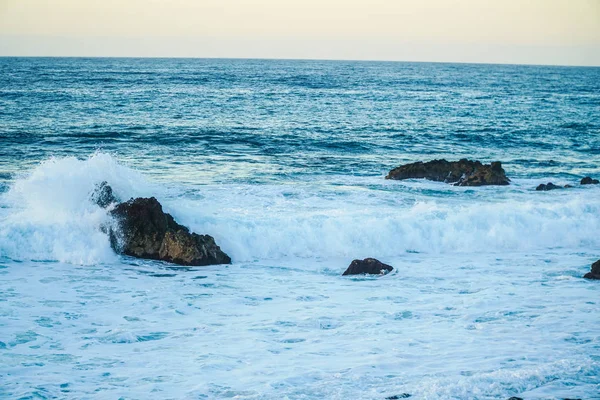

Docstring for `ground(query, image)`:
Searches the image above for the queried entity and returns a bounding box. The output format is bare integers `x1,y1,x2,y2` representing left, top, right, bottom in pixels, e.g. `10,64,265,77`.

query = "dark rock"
456,161,510,186
386,395,411,399
583,259,600,280
581,176,599,185
507,397,523,400
342,258,393,276
385,159,509,186
91,181,120,208
109,197,231,266
535,182,564,191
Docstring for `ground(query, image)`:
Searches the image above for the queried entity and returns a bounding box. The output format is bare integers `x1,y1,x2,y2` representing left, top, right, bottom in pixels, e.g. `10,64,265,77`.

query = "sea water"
0,58,599,399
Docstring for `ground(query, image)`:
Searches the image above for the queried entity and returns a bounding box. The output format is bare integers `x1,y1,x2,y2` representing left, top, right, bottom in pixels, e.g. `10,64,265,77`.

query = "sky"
0,0,599,66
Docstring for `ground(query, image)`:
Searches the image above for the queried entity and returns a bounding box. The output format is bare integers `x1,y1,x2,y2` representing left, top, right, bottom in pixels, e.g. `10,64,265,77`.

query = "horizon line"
1,55,599,69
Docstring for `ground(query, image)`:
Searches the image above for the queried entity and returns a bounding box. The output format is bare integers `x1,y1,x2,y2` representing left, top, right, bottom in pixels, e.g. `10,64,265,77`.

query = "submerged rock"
386,395,411,399
581,176,599,185
91,181,120,208
535,182,565,191
342,258,393,276
385,159,509,186
109,197,231,266
583,260,600,280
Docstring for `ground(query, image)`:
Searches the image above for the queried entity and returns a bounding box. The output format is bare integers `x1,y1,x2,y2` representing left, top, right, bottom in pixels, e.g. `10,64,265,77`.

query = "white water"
1,154,599,399
1,154,599,264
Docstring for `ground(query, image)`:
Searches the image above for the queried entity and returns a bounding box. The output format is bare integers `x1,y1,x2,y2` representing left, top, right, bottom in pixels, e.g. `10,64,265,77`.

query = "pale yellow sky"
1,0,599,65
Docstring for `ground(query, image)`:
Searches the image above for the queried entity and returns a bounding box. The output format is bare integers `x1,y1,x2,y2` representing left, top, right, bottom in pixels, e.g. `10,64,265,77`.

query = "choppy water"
0,58,599,399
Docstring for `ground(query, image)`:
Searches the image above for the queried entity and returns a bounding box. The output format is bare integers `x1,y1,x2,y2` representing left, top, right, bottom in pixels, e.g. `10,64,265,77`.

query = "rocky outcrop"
109,196,231,266
385,159,510,186
91,181,120,208
583,260,600,280
535,182,565,191
342,258,393,276
581,176,599,185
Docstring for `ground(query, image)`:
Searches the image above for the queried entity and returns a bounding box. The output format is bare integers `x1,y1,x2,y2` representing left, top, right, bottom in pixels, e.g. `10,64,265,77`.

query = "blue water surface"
1,58,599,185
0,58,599,400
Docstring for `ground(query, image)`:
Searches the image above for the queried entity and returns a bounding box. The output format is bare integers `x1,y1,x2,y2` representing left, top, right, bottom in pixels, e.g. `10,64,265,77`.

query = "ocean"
0,57,599,399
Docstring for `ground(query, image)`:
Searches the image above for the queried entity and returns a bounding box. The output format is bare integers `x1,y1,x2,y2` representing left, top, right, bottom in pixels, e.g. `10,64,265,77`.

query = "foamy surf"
2,153,599,265
0,153,153,264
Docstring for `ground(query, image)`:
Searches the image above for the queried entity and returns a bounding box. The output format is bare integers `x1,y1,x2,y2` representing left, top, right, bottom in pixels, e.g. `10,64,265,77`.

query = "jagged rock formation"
385,159,510,186
109,197,231,266
90,183,231,266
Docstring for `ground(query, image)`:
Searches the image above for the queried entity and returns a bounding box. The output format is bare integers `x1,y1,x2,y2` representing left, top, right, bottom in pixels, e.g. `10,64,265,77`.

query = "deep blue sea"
1,58,599,399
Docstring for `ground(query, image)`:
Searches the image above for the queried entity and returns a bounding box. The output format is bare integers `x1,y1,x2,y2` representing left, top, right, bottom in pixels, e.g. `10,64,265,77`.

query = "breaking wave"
1,153,599,264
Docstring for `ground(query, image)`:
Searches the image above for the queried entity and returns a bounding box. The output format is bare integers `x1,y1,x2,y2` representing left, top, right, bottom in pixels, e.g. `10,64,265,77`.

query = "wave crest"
0,153,150,264
1,153,599,265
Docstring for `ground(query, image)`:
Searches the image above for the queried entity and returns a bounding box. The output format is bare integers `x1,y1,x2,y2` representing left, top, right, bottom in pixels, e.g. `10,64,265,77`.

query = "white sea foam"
187,191,600,262
0,153,155,264
0,252,597,399
1,153,599,265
